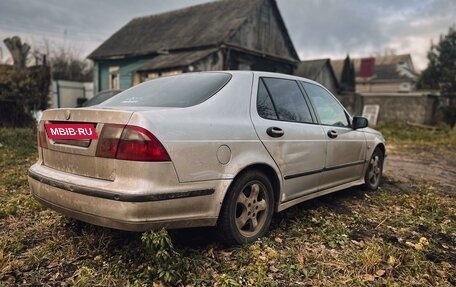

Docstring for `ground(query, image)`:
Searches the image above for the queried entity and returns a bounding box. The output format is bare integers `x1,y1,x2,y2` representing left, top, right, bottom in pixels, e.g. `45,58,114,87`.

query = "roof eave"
224,42,298,65
89,44,220,61
136,48,219,72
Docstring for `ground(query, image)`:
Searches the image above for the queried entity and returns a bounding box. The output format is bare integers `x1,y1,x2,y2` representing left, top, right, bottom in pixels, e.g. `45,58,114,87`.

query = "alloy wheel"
235,182,269,237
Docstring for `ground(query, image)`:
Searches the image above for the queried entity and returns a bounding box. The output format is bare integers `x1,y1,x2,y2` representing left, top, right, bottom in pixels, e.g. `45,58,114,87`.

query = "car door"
250,75,326,203
301,82,367,189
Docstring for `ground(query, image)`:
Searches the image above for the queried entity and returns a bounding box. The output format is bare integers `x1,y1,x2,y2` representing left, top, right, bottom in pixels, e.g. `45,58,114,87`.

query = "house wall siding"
193,51,224,71
93,62,99,94
315,65,338,95
96,57,153,91
228,49,293,74
229,0,293,59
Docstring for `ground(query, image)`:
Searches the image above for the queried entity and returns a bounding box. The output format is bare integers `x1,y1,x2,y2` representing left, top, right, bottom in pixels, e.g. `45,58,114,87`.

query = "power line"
0,22,111,42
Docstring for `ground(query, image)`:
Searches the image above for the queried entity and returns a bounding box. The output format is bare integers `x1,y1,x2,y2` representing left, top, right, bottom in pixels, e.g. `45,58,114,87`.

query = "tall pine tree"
419,26,456,127
340,54,355,92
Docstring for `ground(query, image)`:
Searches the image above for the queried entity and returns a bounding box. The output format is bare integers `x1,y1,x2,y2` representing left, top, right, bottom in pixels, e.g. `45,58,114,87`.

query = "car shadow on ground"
166,183,384,249
61,181,391,251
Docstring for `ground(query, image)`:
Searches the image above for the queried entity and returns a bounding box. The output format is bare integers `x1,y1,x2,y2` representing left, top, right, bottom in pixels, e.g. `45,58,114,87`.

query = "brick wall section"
336,93,438,125
336,93,361,116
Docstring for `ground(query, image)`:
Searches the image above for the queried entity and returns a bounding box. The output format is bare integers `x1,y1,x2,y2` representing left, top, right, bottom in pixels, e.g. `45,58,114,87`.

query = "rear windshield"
100,72,231,108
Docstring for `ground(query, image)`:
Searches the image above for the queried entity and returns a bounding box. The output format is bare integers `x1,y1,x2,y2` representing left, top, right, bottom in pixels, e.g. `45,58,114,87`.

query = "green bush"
141,229,190,285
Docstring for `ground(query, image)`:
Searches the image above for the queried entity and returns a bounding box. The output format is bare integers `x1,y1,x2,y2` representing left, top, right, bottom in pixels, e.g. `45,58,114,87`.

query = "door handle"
327,130,338,139
267,127,284,138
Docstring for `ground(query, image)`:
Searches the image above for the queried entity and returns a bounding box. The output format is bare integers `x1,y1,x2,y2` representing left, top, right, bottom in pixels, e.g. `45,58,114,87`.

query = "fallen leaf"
219,251,233,257
274,237,283,243
207,248,215,258
419,237,429,246
375,269,386,277
437,270,446,277
362,274,375,281
415,243,424,250
351,240,361,246
94,255,102,261
405,241,415,248
387,255,396,266
47,260,60,269
269,265,279,273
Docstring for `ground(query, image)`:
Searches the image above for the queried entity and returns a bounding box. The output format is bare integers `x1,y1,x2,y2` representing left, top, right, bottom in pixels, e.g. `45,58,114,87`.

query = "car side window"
262,78,313,123
302,82,349,127
257,79,278,120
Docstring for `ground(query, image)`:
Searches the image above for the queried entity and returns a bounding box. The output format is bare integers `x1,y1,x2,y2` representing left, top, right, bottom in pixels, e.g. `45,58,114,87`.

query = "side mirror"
352,116,368,129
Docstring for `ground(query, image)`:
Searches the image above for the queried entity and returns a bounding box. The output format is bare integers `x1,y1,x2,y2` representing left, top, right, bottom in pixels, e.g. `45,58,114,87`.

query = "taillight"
38,121,48,149
95,124,123,158
96,125,170,162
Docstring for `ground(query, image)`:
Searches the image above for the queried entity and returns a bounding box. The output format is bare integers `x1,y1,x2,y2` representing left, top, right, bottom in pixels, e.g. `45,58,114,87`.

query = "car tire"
217,170,274,245
363,147,384,191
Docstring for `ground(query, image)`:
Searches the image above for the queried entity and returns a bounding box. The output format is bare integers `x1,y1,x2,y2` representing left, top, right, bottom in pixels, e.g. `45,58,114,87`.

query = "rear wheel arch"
217,164,279,244
227,163,281,210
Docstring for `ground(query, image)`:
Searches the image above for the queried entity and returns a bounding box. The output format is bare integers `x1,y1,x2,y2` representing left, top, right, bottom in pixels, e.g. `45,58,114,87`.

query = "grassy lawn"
378,122,456,152
0,125,454,286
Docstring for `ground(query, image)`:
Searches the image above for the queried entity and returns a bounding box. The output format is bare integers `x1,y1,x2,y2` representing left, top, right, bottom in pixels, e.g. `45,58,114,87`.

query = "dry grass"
0,127,454,286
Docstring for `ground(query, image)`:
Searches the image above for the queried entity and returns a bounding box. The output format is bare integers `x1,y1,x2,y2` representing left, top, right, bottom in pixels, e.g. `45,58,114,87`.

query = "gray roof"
89,0,263,60
374,64,401,80
136,48,218,72
295,59,329,80
351,54,415,77
332,54,418,83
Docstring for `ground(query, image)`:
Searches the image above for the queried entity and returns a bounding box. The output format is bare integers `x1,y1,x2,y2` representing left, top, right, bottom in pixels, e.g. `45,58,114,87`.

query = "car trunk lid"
39,108,133,180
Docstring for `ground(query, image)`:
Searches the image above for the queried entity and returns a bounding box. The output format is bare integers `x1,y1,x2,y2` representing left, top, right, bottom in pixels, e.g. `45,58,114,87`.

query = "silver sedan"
28,71,386,245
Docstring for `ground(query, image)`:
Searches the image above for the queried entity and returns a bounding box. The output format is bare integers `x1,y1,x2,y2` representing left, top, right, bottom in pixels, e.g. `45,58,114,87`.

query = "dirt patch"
386,144,456,191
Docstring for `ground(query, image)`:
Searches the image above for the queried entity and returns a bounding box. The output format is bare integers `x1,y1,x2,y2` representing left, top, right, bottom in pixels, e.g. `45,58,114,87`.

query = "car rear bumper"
28,163,230,231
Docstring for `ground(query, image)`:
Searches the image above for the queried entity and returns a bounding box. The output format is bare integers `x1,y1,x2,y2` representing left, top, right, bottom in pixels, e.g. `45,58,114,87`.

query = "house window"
161,70,182,77
147,72,159,80
238,62,251,70
109,66,120,90
138,70,182,84
399,82,411,92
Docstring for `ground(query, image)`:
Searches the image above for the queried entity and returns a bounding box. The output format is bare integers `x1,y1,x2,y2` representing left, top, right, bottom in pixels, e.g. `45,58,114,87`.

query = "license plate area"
48,121,97,148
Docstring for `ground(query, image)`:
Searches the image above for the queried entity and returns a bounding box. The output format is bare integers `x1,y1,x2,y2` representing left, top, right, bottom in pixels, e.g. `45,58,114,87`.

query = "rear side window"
261,78,313,123
100,72,231,107
257,80,278,119
302,82,349,127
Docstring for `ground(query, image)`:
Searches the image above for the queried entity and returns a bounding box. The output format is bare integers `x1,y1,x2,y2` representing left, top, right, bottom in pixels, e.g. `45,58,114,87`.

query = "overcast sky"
0,0,455,71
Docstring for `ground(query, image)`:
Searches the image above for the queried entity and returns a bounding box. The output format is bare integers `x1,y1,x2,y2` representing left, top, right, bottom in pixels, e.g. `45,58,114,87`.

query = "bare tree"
51,46,92,82
32,38,93,82
3,36,30,69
